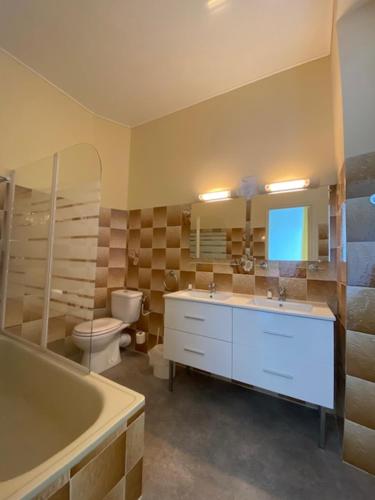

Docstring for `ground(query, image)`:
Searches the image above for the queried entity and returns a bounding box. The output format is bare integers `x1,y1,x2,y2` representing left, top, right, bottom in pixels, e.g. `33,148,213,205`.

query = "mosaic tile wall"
94,208,128,316
94,207,153,353
123,188,338,349
342,152,375,476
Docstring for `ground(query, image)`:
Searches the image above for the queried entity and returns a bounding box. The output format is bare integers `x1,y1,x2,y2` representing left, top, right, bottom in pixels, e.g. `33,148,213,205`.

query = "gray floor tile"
103,351,375,500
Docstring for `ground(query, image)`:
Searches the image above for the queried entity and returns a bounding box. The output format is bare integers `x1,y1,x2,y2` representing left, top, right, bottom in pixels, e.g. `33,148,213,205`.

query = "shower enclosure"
0,143,101,370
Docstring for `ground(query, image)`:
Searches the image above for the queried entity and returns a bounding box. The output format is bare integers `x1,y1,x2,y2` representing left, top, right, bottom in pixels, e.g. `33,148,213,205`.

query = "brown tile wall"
336,164,347,426
36,409,144,500
342,152,375,476
90,165,374,478
94,208,128,317
123,188,338,350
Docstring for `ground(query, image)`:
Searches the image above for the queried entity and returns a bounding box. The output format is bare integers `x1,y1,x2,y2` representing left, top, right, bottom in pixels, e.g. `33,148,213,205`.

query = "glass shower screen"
1,143,102,371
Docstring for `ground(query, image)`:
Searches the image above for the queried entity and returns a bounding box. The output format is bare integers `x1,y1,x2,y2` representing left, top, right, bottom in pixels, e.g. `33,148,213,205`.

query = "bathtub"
0,333,145,499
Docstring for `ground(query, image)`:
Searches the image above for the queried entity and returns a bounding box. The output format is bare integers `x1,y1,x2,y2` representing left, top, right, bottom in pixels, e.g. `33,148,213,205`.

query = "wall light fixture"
265,179,310,194
198,190,231,202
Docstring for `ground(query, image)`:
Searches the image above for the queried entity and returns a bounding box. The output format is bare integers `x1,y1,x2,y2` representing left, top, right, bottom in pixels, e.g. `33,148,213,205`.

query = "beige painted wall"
0,50,130,210
330,24,345,170
93,116,131,209
128,57,335,209
338,0,375,158
1,50,339,211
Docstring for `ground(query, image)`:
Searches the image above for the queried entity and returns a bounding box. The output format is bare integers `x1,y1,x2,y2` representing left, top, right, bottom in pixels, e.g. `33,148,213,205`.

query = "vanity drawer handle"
263,368,293,380
264,330,294,339
184,315,205,321
184,347,205,356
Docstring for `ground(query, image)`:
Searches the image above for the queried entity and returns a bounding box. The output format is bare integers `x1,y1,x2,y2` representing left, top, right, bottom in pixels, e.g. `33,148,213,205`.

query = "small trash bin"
148,344,174,379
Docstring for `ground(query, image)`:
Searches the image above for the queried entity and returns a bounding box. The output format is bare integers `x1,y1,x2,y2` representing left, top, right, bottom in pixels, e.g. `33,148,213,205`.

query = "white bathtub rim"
0,332,145,500
0,329,90,375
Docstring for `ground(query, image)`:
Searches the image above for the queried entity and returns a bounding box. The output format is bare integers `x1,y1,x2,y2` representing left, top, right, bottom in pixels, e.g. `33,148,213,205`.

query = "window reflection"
268,206,309,261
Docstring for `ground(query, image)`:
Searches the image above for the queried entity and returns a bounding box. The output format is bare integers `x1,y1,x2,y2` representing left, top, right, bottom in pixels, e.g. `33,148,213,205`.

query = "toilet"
72,289,143,373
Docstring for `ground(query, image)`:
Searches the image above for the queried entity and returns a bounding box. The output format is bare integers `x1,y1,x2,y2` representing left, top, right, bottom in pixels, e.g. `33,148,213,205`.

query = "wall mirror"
189,197,246,261
251,186,330,261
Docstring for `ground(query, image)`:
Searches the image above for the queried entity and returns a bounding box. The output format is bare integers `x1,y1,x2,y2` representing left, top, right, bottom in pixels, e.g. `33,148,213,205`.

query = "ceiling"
0,0,334,126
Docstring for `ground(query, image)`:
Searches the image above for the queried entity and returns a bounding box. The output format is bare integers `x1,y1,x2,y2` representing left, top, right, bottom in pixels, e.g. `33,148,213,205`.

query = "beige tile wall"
36,408,145,500
94,189,338,352
122,188,338,349
336,165,347,428
342,152,375,476
94,208,128,317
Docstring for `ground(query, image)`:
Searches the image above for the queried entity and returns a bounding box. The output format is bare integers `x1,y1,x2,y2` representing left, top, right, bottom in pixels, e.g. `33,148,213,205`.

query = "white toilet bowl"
72,318,127,373
72,290,143,373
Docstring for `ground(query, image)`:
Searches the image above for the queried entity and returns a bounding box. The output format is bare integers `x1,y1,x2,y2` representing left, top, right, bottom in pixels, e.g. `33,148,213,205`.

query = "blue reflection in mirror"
268,206,309,261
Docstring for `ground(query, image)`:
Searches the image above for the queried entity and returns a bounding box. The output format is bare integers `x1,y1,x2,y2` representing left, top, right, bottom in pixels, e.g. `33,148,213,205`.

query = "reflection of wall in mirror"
190,198,246,260
191,198,246,229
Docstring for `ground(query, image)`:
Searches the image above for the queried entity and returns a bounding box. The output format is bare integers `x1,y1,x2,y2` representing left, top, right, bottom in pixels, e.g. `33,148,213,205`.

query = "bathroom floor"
103,351,375,500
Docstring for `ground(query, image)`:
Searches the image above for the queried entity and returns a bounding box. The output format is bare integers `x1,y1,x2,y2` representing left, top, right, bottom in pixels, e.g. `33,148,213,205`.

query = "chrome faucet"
278,286,287,302
208,282,216,297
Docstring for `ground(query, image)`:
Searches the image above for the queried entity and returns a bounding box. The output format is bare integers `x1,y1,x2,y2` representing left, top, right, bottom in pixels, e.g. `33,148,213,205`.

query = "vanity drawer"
232,308,334,408
164,299,232,341
233,308,317,345
164,328,232,378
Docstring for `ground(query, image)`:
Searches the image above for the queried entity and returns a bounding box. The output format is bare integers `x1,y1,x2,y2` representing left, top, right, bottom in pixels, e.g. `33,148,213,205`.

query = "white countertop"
164,289,336,322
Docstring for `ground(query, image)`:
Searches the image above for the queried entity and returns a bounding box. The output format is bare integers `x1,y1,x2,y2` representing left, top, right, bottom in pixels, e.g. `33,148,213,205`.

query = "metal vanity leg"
169,361,175,392
319,406,326,449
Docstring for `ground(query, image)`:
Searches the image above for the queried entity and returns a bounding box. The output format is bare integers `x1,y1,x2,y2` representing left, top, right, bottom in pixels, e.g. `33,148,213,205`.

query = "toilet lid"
74,318,124,336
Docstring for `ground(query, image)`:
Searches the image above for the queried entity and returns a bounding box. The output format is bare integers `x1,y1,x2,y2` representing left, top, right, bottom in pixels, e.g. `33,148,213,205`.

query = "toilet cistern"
72,289,143,373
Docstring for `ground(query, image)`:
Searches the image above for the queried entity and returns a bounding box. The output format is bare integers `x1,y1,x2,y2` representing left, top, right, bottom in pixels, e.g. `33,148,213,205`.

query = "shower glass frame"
0,143,102,372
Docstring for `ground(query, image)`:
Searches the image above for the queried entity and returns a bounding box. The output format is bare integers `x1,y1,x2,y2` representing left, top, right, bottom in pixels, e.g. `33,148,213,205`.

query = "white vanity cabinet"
165,299,232,341
164,299,232,378
164,291,335,446
232,309,334,409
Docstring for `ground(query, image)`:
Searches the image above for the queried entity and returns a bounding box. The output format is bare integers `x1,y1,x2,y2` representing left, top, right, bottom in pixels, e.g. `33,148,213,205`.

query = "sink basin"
165,290,334,321
249,296,313,313
180,290,233,301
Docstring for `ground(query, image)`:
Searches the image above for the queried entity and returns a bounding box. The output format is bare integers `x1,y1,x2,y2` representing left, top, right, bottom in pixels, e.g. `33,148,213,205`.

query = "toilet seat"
73,318,126,337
